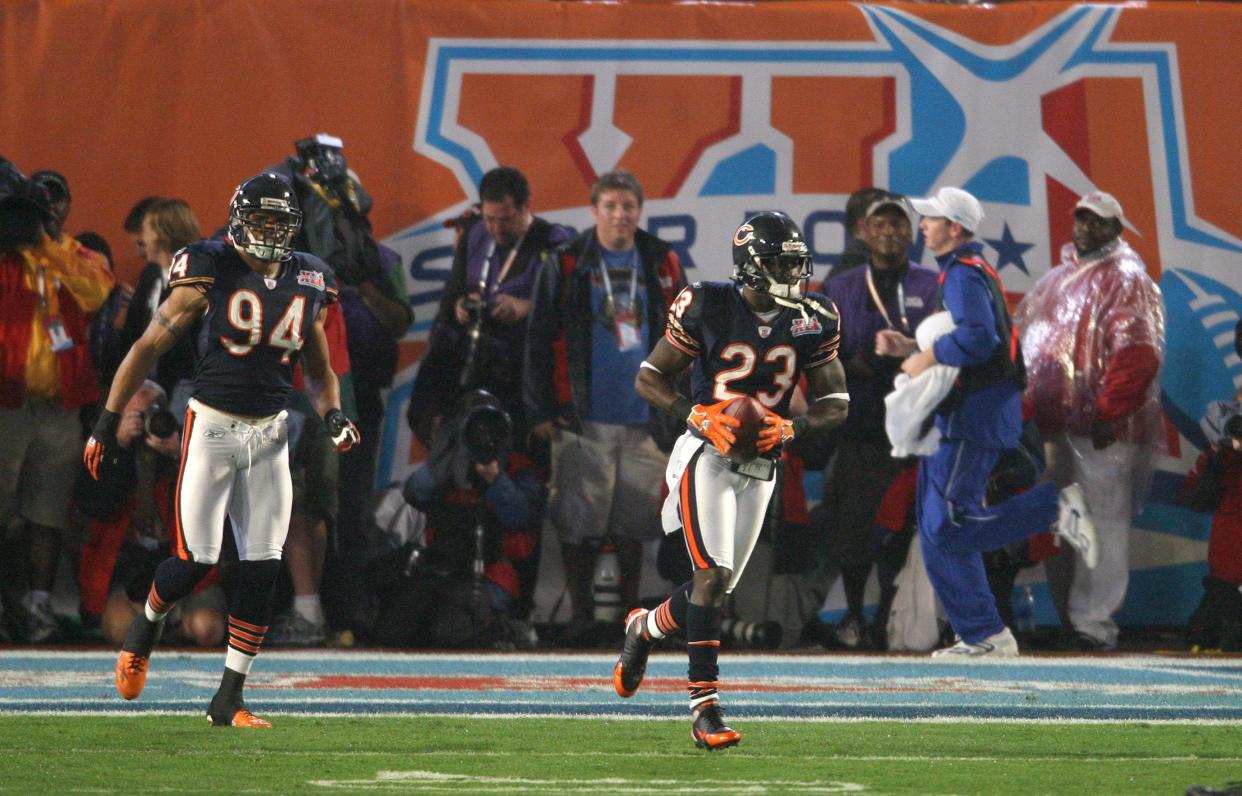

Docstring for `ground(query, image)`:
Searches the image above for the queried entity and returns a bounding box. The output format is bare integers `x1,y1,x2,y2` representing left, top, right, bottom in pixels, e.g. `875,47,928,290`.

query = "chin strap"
767,285,838,324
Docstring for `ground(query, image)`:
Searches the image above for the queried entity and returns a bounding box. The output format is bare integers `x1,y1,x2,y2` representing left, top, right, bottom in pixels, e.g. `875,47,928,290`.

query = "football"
722,396,767,463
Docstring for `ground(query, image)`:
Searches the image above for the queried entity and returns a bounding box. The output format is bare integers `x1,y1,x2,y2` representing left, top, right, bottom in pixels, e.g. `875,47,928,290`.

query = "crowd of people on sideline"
1,143,1234,681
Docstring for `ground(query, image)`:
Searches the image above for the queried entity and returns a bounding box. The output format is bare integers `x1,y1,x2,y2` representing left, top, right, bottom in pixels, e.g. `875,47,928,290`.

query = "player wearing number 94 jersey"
616,211,849,750
82,173,359,729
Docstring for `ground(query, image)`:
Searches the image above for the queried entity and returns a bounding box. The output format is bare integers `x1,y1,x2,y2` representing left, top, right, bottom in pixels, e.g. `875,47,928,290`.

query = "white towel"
884,312,958,458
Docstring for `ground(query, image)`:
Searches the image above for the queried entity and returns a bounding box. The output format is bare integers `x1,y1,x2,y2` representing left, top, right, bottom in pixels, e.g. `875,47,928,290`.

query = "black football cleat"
206,691,271,728
613,608,654,698
691,700,741,750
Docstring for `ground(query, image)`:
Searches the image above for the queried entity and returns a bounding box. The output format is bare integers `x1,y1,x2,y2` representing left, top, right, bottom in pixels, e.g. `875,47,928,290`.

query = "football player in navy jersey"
83,173,358,728
616,212,849,749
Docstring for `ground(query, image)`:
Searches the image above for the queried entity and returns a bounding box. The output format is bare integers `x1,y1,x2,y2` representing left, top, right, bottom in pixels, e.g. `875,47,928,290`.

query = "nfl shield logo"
758,326,771,338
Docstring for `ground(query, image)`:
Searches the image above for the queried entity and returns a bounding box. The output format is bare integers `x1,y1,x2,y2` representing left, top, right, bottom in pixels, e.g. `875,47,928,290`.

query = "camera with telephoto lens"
142,405,179,439
1226,414,1242,441
720,616,782,649
462,401,512,466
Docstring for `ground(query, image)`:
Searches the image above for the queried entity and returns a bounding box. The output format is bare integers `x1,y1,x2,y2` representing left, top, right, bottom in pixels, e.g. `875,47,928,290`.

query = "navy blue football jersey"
664,281,840,418
168,240,339,416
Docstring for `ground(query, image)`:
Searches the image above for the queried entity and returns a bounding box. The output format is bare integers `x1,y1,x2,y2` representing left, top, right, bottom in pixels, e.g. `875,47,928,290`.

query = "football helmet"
227,173,302,262
731,212,812,307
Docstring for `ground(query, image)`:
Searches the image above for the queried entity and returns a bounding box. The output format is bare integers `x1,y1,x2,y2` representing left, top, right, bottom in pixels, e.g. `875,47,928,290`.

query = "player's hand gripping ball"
686,399,740,457
721,396,767,463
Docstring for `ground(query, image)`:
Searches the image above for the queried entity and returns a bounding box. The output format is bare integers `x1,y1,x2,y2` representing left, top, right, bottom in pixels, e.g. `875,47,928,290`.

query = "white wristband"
640,360,663,374
818,392,850,402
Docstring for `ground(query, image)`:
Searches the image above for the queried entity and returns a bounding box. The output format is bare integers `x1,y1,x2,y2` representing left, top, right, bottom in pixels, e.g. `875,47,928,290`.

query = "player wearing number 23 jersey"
616,212,849,750
82,173,360,730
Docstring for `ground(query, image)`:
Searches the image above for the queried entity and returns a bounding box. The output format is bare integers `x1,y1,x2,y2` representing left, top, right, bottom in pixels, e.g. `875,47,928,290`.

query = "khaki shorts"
0,399,83,531
549,420,666,545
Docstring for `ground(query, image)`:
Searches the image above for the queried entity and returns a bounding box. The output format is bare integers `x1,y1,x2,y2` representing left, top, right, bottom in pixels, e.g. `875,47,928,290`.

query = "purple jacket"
822,262,939,436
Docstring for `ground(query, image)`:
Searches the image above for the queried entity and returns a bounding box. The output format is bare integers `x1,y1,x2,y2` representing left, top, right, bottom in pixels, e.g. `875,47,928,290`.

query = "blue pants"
917,437,1059,643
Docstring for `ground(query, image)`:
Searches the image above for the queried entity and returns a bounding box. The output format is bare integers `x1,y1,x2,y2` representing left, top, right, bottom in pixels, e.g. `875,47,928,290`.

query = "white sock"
645,610,666,640
294,595,324,625
224,649,256,675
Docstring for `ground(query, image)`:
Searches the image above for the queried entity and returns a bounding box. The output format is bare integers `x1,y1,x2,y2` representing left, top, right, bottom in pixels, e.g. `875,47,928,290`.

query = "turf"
1,716,1239,793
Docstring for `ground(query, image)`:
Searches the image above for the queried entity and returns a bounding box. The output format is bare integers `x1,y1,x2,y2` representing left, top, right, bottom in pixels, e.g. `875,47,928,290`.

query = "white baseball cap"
1075,191,1126,224
910,187,985,233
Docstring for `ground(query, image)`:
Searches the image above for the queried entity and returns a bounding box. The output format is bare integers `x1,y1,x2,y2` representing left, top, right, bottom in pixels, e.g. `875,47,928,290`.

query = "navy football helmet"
227,173,302,262
731,212,812,306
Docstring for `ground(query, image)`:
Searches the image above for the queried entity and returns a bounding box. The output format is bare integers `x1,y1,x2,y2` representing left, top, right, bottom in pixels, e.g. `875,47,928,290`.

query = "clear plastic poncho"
1013,238,1166,450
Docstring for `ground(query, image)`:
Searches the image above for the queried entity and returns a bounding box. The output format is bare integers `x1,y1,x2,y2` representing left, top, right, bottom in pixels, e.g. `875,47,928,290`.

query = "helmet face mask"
228,174,302,262
732,212,812,302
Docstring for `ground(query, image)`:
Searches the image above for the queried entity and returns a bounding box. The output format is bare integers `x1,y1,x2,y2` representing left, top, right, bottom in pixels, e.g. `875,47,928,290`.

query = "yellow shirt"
19,234,113,399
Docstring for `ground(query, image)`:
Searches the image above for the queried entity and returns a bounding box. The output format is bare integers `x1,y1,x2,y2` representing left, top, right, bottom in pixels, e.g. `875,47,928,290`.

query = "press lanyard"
599,249,638,322
35,267,59,311
864,265,908,333
477,235,525,296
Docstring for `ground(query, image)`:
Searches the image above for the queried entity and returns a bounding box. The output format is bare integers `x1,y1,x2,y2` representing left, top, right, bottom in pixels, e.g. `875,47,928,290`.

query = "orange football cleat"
115,651,149,700
691,700,741,750
613,608,654,698
208,708,271,729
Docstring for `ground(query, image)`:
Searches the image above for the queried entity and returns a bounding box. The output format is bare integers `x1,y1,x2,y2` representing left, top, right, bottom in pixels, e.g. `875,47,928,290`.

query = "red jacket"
1184,447,1242,585
0,248,104,409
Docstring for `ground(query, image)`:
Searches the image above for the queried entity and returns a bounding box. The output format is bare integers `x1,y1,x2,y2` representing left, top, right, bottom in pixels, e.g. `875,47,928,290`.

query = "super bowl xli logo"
374,5,1242,481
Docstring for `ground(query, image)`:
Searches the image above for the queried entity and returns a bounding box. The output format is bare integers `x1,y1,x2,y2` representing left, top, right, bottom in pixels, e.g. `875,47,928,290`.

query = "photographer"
1182,395,1242,651
372,392,545,647
76,380,226,647
271,134,411,640
408,166,570,455
1,155,113,642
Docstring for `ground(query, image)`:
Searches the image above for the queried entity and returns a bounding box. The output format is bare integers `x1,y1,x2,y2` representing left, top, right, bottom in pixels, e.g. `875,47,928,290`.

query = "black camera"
143,405,179,439
1226,414,1242,441
461,294,485,325
294,133,348,187
721,617,782,649
463,402,512,466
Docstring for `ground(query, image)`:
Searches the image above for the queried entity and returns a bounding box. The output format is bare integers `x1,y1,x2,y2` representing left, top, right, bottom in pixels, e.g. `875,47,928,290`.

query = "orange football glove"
757,411,796,453
686,399,740,455
83,408,122,481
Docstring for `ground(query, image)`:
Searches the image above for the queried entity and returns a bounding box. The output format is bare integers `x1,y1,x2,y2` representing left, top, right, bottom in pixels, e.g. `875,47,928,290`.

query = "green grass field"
2,717,1239,794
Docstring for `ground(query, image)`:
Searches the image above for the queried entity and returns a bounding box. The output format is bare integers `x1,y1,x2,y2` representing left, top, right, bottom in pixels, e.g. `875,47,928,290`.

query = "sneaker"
267,611,327,646
931,627,1020,658
832,613,865,649
1056,484,1099,569
1058,629,1113,651
206,692,271,728
115,614,165,700
613,608,654,697
691,700,741,750
20,594,59,644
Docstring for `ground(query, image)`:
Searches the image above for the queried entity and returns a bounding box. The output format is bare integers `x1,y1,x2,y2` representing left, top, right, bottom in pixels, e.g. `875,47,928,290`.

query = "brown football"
722,396,767,463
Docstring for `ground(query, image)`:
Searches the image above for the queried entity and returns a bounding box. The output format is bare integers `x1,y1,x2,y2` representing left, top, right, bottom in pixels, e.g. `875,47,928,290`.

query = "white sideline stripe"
2,650,1239,669
8,741,1242,762
4,708,1242,726
7,695,1242,710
